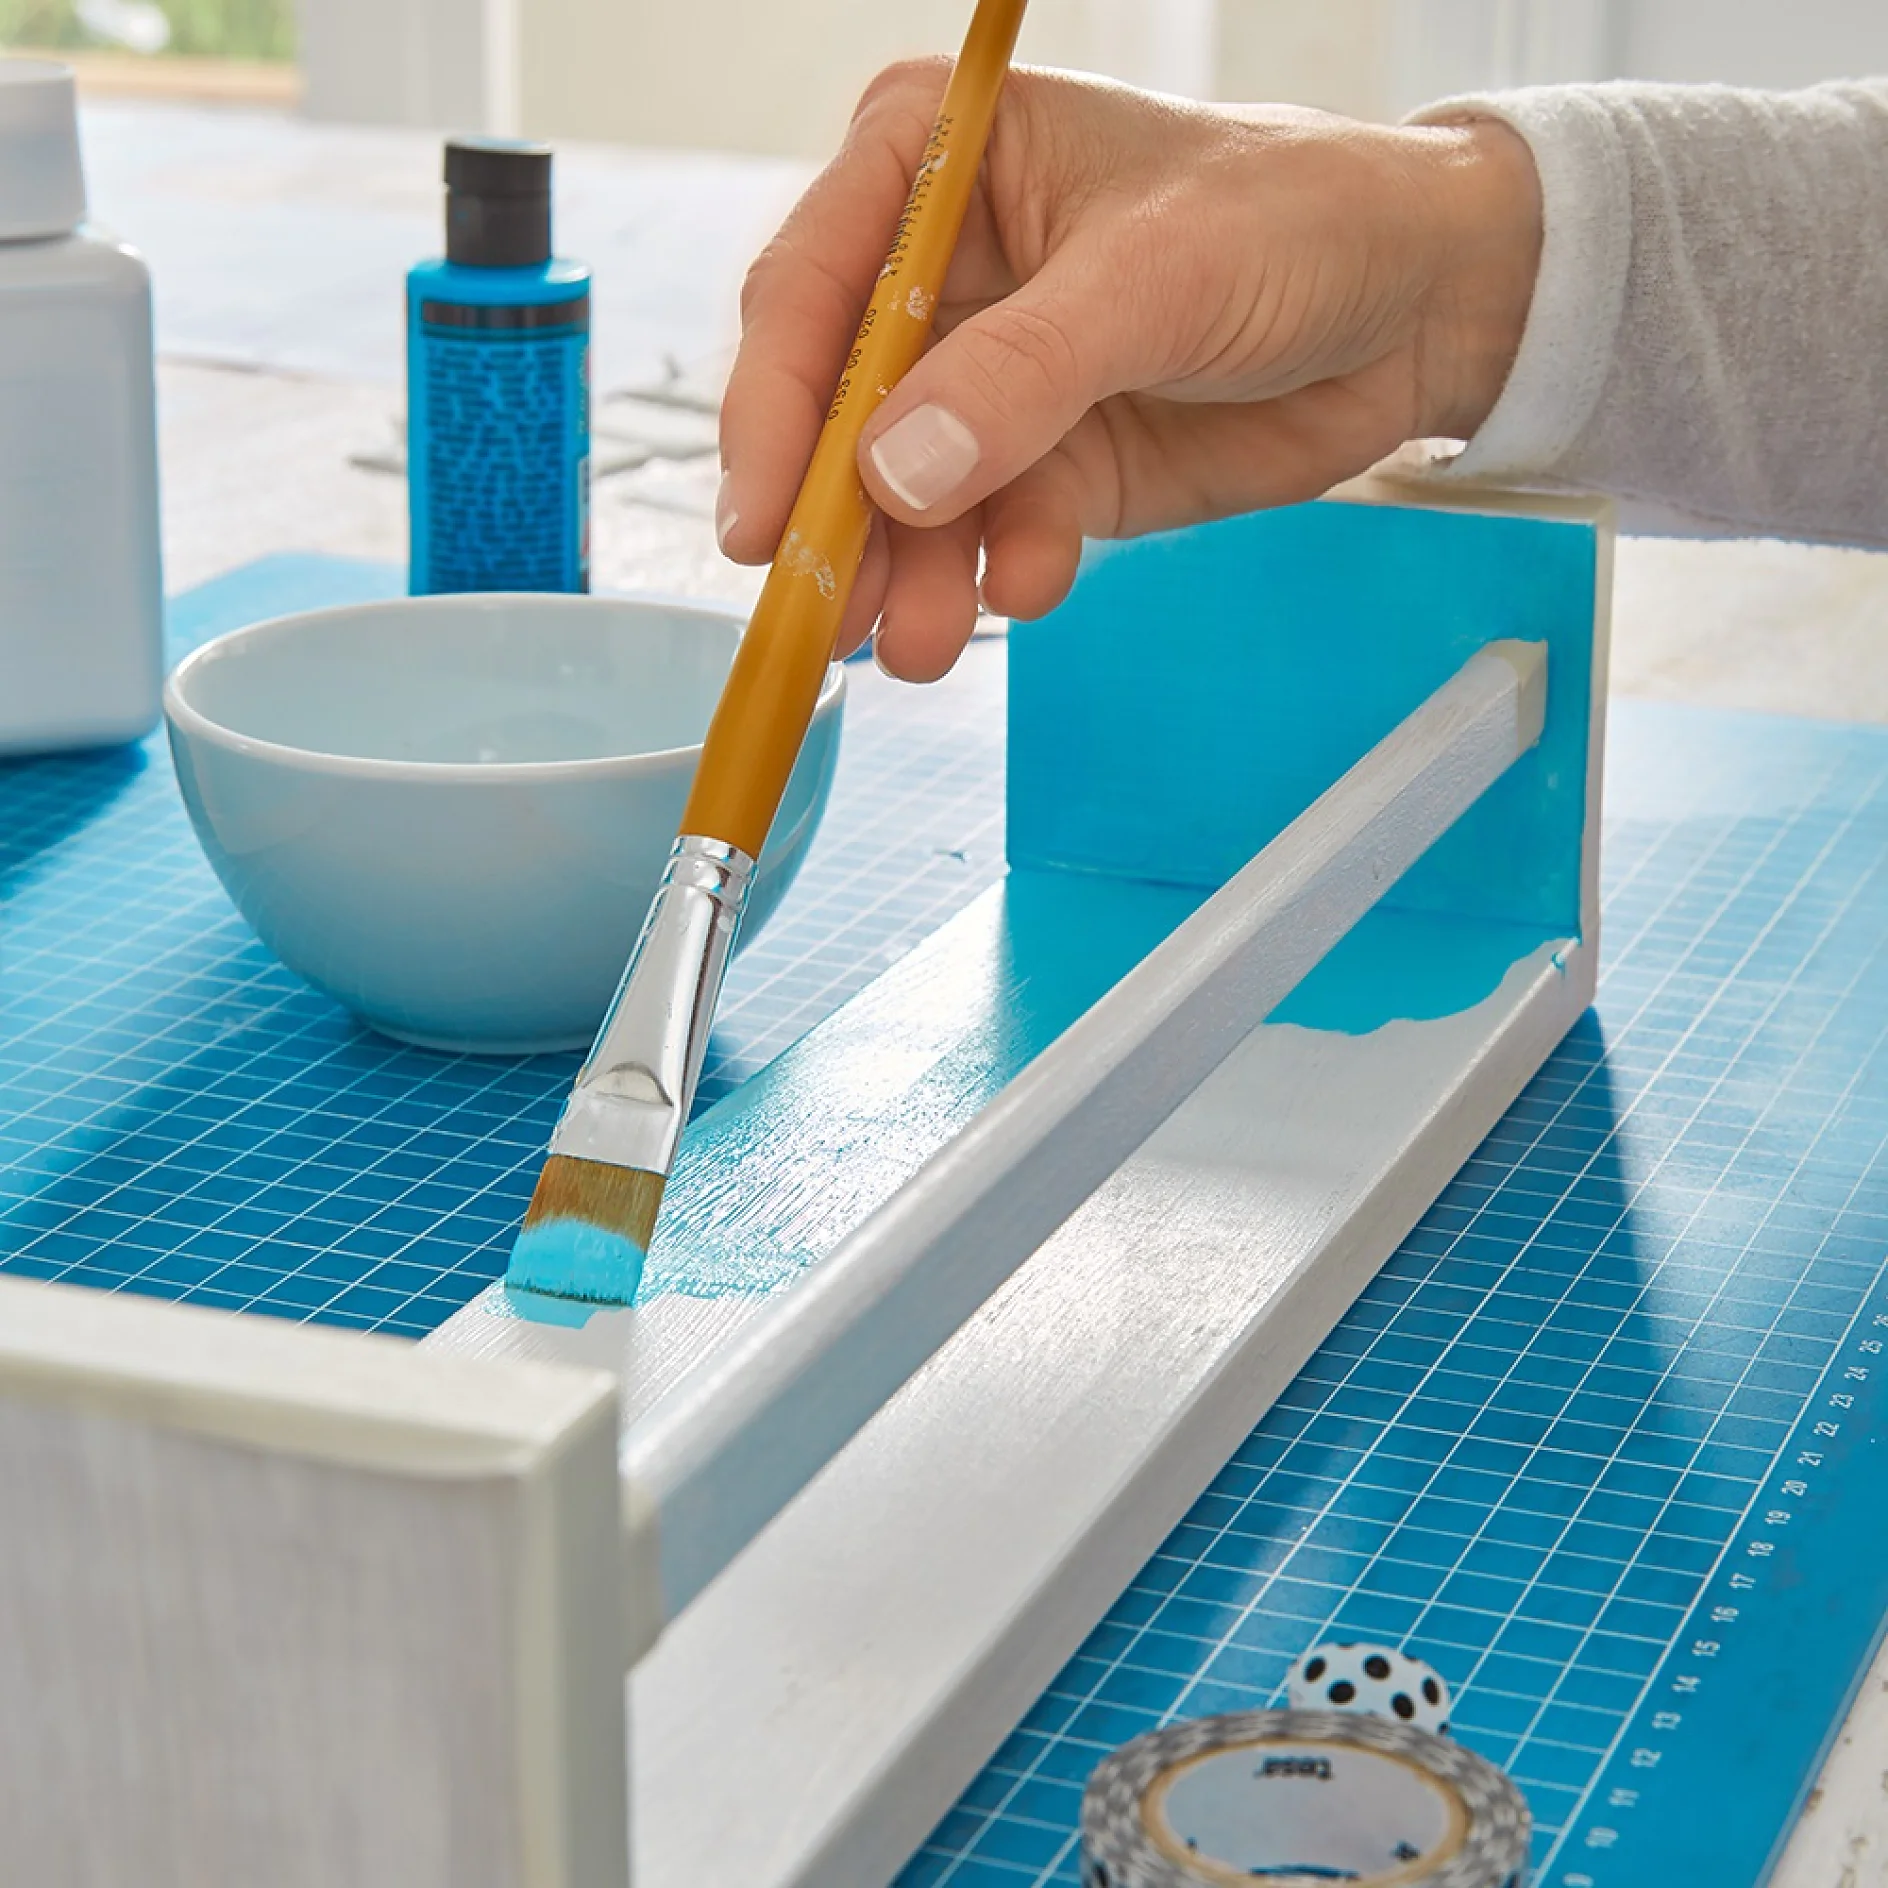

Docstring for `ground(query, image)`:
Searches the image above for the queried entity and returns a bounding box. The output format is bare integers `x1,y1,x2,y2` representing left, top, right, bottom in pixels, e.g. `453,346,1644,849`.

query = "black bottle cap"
444,136,554,268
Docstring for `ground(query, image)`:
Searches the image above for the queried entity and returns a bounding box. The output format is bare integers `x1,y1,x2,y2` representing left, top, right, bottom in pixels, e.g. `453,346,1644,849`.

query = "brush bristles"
522,1154,666,1253
502,1154,668,1303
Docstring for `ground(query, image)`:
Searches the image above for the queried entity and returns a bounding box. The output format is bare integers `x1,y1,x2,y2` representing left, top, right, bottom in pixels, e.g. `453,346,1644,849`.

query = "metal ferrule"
549,835,756,1175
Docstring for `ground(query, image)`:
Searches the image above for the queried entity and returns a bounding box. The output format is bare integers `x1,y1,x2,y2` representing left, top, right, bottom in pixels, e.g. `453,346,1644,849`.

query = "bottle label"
410,295,590,594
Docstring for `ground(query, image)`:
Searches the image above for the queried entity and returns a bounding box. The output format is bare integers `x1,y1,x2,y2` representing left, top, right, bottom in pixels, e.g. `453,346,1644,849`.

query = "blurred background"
9,0,1886,715
4,0,1888,143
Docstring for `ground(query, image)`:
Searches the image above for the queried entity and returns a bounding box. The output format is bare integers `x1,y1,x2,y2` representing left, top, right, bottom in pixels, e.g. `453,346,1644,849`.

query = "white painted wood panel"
625,944,1593,1886
0,1279,627,1888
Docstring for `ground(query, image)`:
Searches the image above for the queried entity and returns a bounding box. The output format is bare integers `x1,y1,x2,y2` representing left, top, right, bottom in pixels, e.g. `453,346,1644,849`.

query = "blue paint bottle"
407,138,590,594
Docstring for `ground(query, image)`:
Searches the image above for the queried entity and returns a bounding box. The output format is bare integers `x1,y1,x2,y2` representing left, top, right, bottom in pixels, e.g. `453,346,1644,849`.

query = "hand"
718,62,1542,680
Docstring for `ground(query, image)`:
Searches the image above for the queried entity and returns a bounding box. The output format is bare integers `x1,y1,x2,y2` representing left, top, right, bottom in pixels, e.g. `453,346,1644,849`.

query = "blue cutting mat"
0,557,1005,1333
5,556,1888,1888
902,707,1888,1888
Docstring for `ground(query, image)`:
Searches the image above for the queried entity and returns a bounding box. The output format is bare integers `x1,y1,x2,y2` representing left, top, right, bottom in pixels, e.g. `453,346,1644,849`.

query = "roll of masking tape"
1080,1709,1528,1888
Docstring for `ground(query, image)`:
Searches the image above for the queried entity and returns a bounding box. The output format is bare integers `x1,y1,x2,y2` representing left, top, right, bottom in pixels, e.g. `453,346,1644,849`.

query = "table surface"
39,91,1888,1888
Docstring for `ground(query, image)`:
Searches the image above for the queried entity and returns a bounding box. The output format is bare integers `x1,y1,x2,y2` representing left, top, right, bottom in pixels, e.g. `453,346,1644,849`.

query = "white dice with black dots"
1285,1642,1452,1734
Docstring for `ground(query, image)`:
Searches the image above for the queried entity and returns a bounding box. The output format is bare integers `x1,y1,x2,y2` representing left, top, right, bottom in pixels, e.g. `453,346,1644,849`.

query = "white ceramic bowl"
165,593,845,1054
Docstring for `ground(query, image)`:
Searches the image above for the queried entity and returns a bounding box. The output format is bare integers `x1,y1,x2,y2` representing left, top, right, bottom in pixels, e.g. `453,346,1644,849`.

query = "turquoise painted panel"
1007,499,1597,943
1272,907,1564,1033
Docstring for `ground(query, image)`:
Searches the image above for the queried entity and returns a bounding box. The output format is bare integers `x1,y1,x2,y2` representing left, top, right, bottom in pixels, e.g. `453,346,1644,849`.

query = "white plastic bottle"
0,59,161,755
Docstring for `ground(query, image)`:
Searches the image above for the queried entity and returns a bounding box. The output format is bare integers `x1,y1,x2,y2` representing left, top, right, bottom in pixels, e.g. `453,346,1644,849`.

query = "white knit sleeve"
1407,80,1888,547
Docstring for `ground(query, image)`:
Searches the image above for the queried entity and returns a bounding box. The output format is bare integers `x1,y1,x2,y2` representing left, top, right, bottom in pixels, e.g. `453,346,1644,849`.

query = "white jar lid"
0,60,86,241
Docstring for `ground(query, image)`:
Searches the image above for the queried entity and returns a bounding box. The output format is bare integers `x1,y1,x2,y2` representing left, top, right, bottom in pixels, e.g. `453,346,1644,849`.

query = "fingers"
719,63,948,566
858,255,1122,529
872,511,983,682
844,458,1083,676
832,513,890,660
977,450,1088,620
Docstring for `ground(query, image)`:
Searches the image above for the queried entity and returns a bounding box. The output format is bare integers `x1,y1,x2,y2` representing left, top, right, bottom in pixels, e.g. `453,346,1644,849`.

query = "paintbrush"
506,0,1029,1303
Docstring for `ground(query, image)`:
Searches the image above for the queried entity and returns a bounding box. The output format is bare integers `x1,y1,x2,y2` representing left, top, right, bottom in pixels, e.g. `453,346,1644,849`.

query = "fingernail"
869,405,980,513
871,631,898,680
715,473,738,553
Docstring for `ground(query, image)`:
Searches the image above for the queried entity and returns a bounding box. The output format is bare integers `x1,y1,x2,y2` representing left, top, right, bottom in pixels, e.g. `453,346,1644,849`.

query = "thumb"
860,264,1112,526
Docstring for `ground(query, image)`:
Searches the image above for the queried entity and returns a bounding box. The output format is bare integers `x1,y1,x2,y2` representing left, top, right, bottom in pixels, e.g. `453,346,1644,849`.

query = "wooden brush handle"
682,0,1028,860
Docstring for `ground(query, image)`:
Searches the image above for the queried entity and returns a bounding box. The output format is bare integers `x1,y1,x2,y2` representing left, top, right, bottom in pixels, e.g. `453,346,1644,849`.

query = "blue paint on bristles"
503,1149,664,1306
505,1213,648,1305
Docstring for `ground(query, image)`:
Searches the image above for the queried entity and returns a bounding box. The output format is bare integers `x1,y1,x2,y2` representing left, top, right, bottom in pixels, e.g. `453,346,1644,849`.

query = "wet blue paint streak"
632,894,1566,1302
636,870,1202,1300
496,1283,599,1328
